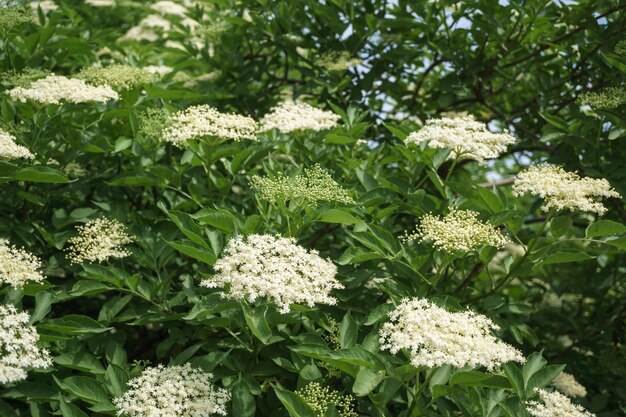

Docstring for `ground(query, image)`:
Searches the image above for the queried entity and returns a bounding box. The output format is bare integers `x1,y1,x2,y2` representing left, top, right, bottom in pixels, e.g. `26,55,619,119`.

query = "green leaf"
353,367,385,397
543,252,593,264
54,351,105,374
39,315,111,335
59,396,89,417
586,220,626,237
56,376,112,406
165,239,216,265
165,209,209,247
606,236,626,251
503,363,525,399
338,311,358,348
105,364,129,397
449,371,511,389
13,166,70,183
274,386,316,417
319,209,362,224
232,377,256,417
526,365,565,395
241,304,281,345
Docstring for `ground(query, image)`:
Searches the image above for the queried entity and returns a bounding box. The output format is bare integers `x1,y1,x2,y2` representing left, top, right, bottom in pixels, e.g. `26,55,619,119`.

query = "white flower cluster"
405,115,516,163
113,363,230,417
66,218,134,264
151,0,187,16
0,239,44,287
144,65,174,76
85,0,115,6
552,372,587,398
260,102,340,133
8,75,119,105
513,164,620,214
0,129,34,160
527,389,595,417
379,298,524,370
0,304,51,384
162,105,257,147
200,234,342,313
316,51,362,72
404,208,509,253
250,165,354,206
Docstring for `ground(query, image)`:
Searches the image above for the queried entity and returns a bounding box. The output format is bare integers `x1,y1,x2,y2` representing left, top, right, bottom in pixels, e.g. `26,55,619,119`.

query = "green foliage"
0,0,625,416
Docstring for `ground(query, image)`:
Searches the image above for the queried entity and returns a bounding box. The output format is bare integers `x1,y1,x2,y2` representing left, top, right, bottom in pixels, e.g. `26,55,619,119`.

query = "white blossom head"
260,102,340,133
379,298,524,370
404,208,509,253
316,51,362,72
552,372,587,398
151,0,187,16
66,218,133,264
76,65,156,91
0,239,44,287
513,164,620,214
0,129,34,160
8,75,119,105
250,165,354,206
113,363,230,417
0,304,52,384
144,65,174,76
162,105,257,147
527,389,595,417
405,115,516,163
85,0,115,6
200,234,342,313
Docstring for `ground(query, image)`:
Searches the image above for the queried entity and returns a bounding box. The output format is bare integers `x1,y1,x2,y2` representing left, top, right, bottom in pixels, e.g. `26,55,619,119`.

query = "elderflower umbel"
0,68,50,89
316,51,362,72
404,208,509,253
0,239,44,287
151,0,187,16
260,102,340,133
63,161,87,178
162,105,257,147
405,115,516,163
0,129,34,160
297,383,358,417
0,304,51,384
85,0,115,6
512,164,620,214
8,75,118,105
250,165,354,206
66,218,133,264
527,389,595,417
76,65,156,91
579,86,626,110
552,372,587,398
144,65,173,76
0,6,31,32
380,298,524,370
113,363,230,417
200,234,342,313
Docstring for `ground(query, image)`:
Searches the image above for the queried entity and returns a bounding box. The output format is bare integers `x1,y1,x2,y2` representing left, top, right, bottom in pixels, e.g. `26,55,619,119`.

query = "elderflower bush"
0,1,624,416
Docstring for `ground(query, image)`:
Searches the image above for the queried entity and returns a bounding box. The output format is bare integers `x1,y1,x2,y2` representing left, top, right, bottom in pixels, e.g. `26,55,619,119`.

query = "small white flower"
66,218,133,264
527,389,594,417
260,102,340,133
405,115,516,163
0,304,51,384
162,105,257,147
404,208,509,253
9,75,118,105
0,239,44,287
513,164,620,214
200,234,342,313
113,363,230,417
0,129,34,160
552,372,587,398
380,298,524,370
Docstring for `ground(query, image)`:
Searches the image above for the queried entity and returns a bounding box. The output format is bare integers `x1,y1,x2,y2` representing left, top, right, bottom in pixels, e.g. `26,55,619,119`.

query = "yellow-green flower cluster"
579,86,626,110
0,6,31,32
316,51,362,72
138,108,170,142
250,165,354,206
513,164,620,214
76,64,157,91
66,218,134,264
0,68,50,89
296,383,357,417
404,208,509,253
